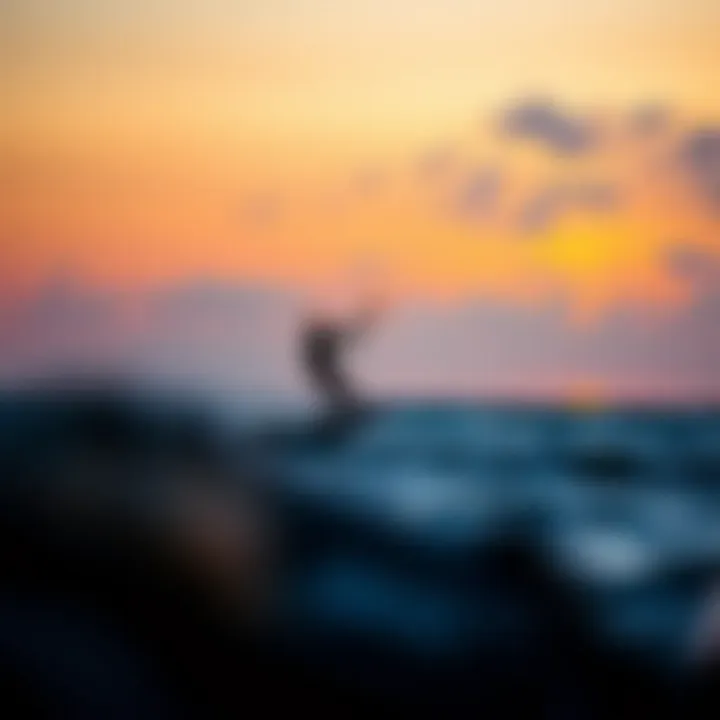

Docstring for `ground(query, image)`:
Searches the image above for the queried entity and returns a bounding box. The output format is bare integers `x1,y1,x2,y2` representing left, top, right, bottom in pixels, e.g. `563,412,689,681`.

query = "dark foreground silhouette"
0,387,718,718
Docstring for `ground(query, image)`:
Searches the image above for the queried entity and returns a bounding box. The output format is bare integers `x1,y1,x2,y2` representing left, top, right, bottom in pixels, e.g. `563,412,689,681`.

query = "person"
300,299,382,417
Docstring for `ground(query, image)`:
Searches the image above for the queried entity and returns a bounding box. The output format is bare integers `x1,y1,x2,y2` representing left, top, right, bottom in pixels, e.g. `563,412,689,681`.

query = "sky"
1,0,720,401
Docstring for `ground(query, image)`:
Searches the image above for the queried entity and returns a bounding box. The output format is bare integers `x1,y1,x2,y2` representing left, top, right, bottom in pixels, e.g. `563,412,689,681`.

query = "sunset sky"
2,1,720,400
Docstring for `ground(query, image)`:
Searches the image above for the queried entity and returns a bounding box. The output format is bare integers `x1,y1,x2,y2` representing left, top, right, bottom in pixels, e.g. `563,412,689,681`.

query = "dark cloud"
675,127,720,211
518,182,620,235
499,98,598,155
450,166,502,222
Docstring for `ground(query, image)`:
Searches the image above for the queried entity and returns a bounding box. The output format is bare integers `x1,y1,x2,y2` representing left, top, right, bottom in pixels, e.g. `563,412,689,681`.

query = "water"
261,402,720,685
2,391,719,710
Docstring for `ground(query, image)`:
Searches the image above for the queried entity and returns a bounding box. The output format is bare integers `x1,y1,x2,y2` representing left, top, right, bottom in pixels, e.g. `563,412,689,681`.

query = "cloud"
137,280,300,387
0,273,124,378
350,167,386,197
1,274,719,400
518,182,620,235
0,277,302,394
517,187,565,235
665,244,720,289
499,98,598,155
628,103,670,138
675,127,720,211
571,183,619,211
416,146,457,182
361,291,720,399
449,166,502,222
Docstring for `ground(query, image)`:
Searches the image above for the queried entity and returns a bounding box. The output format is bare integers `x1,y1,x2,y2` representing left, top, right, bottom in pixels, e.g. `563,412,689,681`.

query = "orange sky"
2,0,720,321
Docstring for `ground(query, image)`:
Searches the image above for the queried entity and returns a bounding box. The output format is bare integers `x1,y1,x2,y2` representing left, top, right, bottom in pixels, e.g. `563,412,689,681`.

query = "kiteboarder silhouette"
301,299,382,419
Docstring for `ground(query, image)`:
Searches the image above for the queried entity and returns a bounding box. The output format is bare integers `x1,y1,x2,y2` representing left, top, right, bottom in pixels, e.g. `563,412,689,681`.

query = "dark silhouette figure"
301,302,381,416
